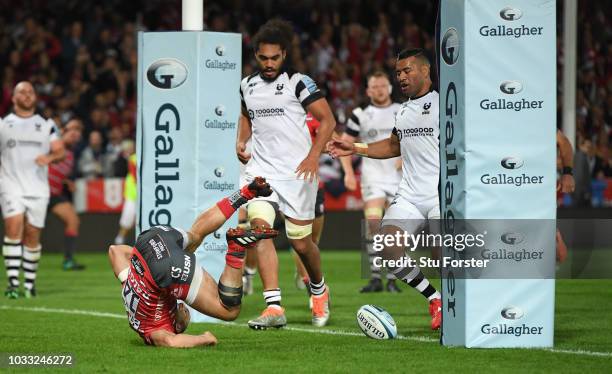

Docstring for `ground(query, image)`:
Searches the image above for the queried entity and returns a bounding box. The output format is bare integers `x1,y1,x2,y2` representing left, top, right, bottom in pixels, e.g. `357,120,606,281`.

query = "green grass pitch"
0,250,611,373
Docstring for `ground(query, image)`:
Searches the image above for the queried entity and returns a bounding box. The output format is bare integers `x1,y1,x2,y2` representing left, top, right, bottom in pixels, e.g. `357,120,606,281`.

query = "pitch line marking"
1,305,611,358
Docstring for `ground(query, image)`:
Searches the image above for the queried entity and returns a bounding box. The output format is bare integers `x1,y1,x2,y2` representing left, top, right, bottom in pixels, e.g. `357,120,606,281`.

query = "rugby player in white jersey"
338,71,403,293
236,19,336,328
328,49,442,330
1,81,65,298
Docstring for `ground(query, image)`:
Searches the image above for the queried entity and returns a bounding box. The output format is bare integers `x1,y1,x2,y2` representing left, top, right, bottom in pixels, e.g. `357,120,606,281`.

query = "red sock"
225,242,246,269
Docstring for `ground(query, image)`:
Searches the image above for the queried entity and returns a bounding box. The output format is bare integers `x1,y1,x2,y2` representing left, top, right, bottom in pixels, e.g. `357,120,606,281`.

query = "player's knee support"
218,282,243,308
285,220,312,240
247,201,276,227
364,207,384,219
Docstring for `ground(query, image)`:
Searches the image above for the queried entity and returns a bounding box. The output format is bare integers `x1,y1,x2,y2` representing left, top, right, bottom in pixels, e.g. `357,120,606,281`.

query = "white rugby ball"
356,304,397,339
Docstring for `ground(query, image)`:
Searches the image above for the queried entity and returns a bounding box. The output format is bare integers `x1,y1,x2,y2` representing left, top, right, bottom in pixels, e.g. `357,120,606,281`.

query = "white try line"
1,305,611,358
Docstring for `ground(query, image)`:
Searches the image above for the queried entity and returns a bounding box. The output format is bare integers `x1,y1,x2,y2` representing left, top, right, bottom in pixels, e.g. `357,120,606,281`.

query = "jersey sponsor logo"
35,123,41,132
301,76,318,93
146,58,188,89
131,256,145,276
7,139,16,148
149,238,169,260
17,140,43,147
441,28,460,66
367,129,378,137
248,107,285,120
395,127,435,141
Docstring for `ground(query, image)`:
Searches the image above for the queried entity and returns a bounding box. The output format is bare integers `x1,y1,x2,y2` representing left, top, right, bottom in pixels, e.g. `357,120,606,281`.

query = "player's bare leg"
361,198,387,293
2,214,24,298
287,216,330,327
556,228,568,263
239,207,257,295
51,202,84,270
379,224,441,330
292,214,324,291
22,221,42,298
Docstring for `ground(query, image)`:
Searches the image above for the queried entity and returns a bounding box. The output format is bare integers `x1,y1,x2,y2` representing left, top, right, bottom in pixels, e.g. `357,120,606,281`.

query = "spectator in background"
104,127,124,177
77,130,105,179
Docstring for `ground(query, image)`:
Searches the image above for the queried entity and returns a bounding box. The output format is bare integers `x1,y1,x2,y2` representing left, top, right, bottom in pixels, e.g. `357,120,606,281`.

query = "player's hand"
236,142,251,164
326,139,355,159
295,154,319,183
344,172,357,191
200,331,218,346
35,154,52,166
558,174,575,193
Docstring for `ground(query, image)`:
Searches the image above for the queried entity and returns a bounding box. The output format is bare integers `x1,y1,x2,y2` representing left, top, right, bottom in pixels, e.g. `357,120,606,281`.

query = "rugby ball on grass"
356,304,397,339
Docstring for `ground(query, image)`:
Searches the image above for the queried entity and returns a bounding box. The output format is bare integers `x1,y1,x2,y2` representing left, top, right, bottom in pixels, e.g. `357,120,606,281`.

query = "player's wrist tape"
354,143,368,156
218,188,251,219
562,166,573,175
218,282,243,307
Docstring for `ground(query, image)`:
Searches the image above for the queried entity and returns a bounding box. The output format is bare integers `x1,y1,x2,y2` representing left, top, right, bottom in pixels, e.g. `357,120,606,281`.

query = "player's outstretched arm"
36,139,65,166
149,329,217,348
327,132,401,160
108,244,133,282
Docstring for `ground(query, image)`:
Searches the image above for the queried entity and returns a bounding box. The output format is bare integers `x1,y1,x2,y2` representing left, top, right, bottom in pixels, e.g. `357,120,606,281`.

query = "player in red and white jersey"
1,81,65,299
108,177,277,347
48,119,85,270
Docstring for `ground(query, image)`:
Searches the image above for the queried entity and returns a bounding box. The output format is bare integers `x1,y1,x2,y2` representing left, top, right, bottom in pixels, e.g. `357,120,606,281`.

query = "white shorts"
0,194,49,228
361,182,398,203
382,195,440,234
119,199,137,229
246,177,317,220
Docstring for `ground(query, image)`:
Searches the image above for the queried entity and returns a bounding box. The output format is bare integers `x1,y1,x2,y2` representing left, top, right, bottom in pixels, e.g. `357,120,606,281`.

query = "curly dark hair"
252,19,294,52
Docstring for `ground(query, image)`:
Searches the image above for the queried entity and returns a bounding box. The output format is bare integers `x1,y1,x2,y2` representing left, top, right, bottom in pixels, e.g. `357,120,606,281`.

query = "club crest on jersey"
368,129,378,137
422,102,431,115
276,83,284,95
35,123,41,131
7,139,16,148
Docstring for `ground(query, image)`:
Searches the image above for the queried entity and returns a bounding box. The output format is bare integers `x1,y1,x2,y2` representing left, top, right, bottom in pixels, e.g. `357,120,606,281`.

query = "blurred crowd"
0,0,610,206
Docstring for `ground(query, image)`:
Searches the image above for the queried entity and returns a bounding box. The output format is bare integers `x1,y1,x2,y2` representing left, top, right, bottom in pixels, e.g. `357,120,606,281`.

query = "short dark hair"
252,19,294,52
397,48,430,66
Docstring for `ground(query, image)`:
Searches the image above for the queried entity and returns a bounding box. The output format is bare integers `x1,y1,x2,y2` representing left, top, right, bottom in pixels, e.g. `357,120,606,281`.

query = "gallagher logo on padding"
146,58,188,89
500,81,523,95
500,7,523,21
441,28,460,66
501,157,524,170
